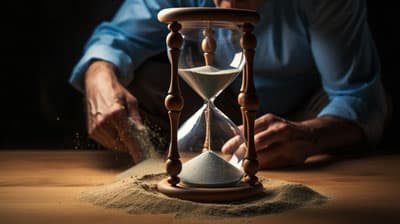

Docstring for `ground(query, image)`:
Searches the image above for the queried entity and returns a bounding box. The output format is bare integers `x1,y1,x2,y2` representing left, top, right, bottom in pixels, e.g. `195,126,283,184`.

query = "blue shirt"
70,0,387,144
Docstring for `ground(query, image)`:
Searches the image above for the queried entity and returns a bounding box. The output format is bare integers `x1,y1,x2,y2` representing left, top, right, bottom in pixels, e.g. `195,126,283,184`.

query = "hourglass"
157,7,262,202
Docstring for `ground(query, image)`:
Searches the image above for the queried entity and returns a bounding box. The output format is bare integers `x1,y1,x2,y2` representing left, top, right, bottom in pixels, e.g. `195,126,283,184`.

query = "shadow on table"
277,142,399,171
87,150,135,171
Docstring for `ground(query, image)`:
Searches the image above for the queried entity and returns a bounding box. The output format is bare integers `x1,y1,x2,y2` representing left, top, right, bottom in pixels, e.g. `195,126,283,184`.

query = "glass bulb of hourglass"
176,21,247,187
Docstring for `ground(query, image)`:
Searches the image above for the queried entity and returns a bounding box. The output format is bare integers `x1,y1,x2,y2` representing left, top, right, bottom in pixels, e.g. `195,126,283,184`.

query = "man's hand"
84,60,143,163
222,113,363,169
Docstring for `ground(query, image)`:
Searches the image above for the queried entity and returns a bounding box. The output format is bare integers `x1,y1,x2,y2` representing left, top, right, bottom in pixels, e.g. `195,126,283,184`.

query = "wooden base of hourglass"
157,7,262,203
157,179,263,203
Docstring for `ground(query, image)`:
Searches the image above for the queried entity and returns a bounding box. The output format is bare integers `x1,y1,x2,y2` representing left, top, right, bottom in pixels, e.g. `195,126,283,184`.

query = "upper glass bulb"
178,21,245,101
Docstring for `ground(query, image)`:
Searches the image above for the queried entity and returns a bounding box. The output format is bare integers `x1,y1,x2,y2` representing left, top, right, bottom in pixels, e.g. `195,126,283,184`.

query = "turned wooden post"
164,22,184,186
240,23,260,185
202,27,216,66
238,64,248,141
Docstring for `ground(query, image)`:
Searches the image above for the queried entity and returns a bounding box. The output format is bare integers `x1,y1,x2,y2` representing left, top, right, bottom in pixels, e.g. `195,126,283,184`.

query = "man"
70,0,388,168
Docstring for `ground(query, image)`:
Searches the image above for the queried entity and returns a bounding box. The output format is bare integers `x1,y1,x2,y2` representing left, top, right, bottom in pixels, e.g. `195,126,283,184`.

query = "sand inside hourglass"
179,65,240,100
178,65,244,187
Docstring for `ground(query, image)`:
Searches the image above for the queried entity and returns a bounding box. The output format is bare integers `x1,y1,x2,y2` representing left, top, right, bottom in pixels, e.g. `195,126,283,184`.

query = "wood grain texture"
158,7,260,24
240,23,260,185
165,21,184,186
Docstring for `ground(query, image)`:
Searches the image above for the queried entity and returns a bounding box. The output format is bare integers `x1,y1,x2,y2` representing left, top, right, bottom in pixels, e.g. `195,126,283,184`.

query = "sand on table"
81,158,328,218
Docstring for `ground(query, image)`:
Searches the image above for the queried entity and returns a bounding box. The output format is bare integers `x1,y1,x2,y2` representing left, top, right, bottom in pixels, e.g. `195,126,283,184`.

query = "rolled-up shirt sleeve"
305,0,387,145
69,0,177,92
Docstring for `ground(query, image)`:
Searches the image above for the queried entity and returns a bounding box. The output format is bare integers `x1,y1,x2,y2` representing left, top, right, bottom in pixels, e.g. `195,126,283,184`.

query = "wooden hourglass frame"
156,7,262,203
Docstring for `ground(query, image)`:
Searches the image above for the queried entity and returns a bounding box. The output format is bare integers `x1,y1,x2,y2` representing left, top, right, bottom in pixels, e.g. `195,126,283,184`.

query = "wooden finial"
240,23,260,185
164,21,184,186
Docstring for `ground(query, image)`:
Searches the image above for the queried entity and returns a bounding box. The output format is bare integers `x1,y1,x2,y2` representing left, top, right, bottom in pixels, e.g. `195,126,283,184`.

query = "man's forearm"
301,115,364,156
84,60,118,91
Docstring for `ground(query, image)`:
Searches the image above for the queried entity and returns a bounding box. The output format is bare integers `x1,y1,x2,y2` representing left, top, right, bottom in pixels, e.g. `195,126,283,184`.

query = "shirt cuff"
69,44,134,93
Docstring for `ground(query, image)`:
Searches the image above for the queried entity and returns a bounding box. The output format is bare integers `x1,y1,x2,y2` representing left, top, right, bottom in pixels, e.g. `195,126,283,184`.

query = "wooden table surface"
0,149,399,224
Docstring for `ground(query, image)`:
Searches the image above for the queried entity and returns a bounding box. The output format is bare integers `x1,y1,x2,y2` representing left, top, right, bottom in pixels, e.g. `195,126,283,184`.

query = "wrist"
84,60,118,87
301,115,364,155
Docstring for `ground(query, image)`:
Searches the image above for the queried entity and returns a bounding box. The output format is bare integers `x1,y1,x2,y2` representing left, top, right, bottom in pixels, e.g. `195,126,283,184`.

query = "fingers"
252,113,313,151
88,114,128,152
123,88,143,125
235,144,247,160
87,99,143,163
254,121,291,151
221,136,247,161
111,110,142,163
223,113,293,156
254,113,283,133
85,64,145,163
257,142,308,169
221,135,243,154
222,113,315,170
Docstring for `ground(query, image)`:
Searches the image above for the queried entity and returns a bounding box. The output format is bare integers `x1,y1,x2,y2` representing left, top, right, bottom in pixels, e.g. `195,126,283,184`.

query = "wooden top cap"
158,7,260,25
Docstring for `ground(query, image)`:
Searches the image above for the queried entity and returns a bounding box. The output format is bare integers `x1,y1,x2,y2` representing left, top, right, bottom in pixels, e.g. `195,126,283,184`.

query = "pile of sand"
81,159,328,218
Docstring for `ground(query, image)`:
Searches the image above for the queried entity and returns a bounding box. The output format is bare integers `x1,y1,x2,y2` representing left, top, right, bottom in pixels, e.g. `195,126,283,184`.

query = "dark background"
0,1,398,149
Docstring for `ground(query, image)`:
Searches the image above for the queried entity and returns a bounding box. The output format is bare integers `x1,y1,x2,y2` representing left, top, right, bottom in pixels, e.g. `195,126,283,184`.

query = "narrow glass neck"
204,98,216,106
